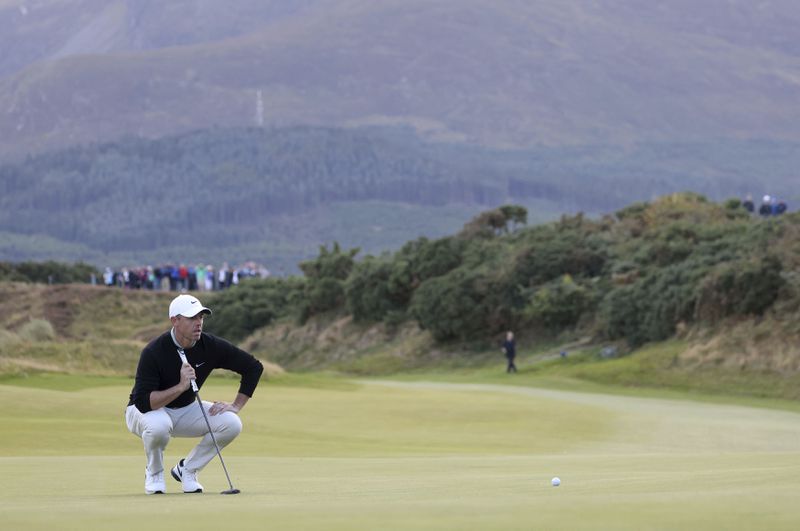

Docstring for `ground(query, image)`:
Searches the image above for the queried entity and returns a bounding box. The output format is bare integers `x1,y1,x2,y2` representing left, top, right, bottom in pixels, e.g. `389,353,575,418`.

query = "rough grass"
3,282,800,404
17,319,55,342
683,314,800,373
0,282,169,340
530,341,800,401
0,283,175,377
380,341,800,411
0,328,21,349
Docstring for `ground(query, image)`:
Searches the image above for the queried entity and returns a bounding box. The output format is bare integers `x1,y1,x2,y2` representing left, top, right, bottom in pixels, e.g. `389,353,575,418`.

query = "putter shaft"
193,391,239,493
178,348,240,494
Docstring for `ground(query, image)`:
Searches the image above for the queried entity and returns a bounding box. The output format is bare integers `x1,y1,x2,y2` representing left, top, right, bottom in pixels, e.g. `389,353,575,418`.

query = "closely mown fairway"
1,375,799,530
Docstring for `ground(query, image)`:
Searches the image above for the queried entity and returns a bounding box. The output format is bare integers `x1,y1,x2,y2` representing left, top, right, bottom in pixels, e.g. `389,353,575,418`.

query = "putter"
178,349,241,495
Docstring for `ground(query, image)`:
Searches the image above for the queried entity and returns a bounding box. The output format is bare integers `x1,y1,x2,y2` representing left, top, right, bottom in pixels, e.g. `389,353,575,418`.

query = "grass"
2,283,800,528
2,374,800,529
0,372,130,391
375,340,800,412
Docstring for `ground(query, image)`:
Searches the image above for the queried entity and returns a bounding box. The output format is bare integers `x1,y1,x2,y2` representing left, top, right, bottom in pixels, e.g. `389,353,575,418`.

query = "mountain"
2,1,800,270
2,0,800,159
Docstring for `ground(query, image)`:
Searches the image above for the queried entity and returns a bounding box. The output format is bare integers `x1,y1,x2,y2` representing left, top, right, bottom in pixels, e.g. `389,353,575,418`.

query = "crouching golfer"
126,294,263,494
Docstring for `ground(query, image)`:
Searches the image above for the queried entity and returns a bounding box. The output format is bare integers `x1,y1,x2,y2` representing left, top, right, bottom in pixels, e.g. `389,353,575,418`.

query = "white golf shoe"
144,469,166,495
171,459,204,493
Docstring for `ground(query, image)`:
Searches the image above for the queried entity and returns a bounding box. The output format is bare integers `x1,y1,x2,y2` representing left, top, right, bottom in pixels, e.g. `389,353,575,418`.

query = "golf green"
1,378,798,530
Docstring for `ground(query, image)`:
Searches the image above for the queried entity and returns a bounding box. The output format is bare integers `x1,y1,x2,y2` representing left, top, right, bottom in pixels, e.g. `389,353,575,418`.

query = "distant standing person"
125,294,264,495
218,263,228,290
502,331,517,373
742,194,754,213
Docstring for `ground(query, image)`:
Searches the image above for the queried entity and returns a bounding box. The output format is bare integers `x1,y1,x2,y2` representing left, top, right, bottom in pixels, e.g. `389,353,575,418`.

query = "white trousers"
125,401,242,475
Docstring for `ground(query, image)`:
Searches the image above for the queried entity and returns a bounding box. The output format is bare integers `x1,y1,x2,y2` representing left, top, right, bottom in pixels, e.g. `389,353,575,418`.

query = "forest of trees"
0,126,516,252
1,125,794,269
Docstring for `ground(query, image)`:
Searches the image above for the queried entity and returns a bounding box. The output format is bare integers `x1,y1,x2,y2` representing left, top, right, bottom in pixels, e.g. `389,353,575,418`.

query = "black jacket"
503,339,516,358
127,331,264,413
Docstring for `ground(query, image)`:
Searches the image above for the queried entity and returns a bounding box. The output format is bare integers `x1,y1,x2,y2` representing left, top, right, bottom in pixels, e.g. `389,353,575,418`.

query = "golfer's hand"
179,363,196,391
209,402,240,416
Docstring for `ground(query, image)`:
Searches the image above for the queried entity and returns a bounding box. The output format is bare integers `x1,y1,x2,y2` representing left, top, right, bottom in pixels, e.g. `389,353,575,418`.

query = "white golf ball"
551,477,561,487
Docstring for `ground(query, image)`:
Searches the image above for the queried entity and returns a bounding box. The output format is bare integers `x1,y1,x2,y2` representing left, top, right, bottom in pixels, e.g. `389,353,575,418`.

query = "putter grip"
177,349,199,393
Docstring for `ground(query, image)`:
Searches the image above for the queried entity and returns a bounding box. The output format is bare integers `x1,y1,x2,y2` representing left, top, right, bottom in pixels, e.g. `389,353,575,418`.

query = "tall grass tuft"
18,319,56,342
0,328,22,350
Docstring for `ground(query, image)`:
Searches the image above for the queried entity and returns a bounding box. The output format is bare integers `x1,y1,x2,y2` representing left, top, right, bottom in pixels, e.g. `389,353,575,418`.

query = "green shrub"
345,257,410,322
397,236,466,281
511,218,607,288
0,260,99,284
410,268,493,341
204,277,304,341
695,255,784,322
523,275,593,329
600,258,713,346
460,204,527,238
208,199,797,350
600,285,649,346
305,277,346,317
298,243,359,320
299,242,358,281
615,201,649,221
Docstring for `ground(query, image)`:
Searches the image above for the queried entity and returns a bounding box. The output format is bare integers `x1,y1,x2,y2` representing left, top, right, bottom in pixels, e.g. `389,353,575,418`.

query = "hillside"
2,0,800,159
3,194,800,401
0,282,168,375
2,126,797,271
218,193,800,384
4,1,800,271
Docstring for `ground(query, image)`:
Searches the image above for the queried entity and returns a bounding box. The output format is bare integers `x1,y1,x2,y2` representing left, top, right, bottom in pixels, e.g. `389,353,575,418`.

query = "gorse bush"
203,277,305,342
297,243,358,322
601,260,709,346
523,275,594,329
345,256,409,323
193,196,797,348
0,261,99,284
460,205,528,238
397,236,467,282
410,267,495,341
695,255,784,323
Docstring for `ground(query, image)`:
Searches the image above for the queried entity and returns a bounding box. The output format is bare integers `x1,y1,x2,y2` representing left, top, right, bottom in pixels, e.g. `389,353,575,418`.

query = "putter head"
221,488,241,495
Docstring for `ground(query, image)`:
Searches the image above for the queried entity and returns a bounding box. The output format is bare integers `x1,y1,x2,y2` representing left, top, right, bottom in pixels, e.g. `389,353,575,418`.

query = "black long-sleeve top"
503,339,516,358
127,330,264,413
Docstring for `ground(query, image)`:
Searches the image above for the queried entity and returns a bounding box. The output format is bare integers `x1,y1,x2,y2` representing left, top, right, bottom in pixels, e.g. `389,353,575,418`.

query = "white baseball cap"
169,294,212,318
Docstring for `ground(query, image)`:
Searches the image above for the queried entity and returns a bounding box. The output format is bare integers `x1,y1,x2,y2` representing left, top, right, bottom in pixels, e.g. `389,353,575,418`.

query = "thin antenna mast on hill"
256,89,264,127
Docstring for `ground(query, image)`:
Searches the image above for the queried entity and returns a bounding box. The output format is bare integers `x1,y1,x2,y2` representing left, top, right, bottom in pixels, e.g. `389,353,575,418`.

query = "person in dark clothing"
742,195,755,214
759,195,773,216
502,330,517,373
125,294,264,495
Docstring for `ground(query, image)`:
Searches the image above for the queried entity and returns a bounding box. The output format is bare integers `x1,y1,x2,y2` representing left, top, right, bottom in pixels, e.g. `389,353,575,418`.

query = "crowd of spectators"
90,194,788,292
742,194,788,216
98,261,271,291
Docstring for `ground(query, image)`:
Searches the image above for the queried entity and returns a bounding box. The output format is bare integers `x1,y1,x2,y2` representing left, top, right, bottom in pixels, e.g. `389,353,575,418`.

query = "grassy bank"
419,341,800,401
2,282,800,405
